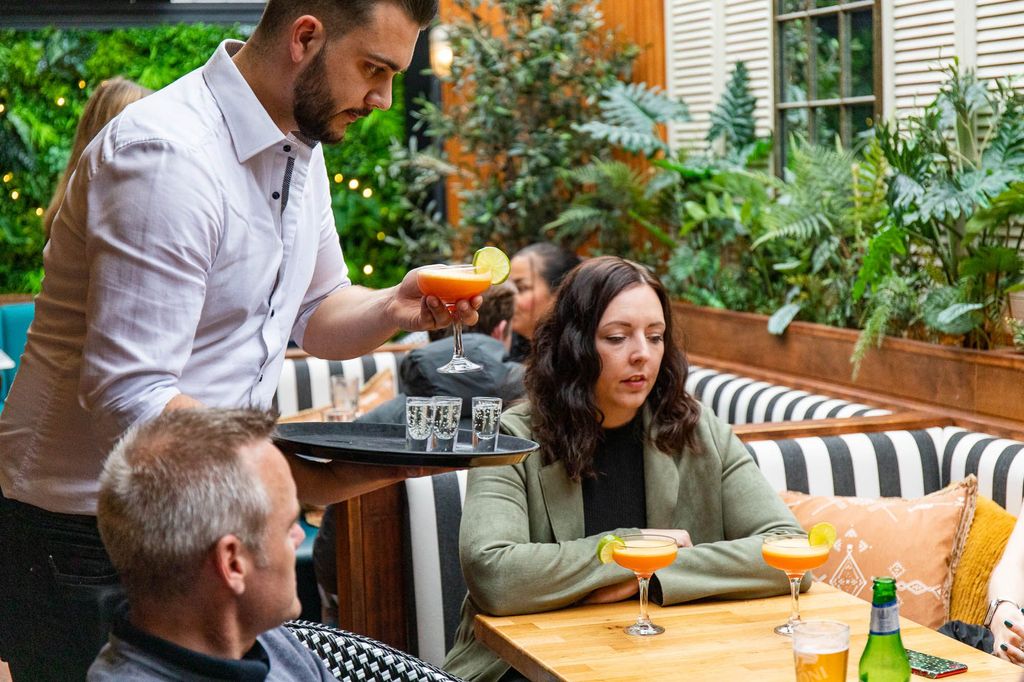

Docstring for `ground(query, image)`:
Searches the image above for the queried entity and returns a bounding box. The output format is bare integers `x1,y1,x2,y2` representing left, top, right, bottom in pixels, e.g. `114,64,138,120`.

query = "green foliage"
0,26,411,292
574,80,689,157
410,0,639,252
706,62,757,161
868,63,1024,348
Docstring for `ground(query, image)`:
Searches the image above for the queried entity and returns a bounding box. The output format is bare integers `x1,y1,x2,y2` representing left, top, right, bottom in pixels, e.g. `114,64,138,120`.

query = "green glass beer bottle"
859,577,910,681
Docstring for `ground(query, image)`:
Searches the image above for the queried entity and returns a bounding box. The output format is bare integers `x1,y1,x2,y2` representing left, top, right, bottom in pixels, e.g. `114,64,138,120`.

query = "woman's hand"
642,528,693,548
580,578,639,605
992,602,1024,666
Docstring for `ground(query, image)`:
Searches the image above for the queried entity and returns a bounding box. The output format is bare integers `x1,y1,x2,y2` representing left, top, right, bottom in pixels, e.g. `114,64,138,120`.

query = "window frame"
773,0,881,172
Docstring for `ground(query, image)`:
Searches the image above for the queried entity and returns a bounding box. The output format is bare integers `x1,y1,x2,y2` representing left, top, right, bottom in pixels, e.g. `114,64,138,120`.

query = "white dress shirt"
0,41,350,514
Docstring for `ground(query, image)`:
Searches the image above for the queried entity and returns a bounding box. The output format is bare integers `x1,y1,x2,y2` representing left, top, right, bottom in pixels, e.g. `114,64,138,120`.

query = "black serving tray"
273,421,538,468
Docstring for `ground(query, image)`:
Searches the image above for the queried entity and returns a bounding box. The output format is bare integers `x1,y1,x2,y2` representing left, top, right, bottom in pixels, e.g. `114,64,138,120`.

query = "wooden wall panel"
435,0,666,230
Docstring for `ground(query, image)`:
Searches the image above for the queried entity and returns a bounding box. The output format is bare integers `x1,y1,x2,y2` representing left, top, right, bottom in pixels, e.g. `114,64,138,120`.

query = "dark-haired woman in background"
506,242,581,362
444,256,802,682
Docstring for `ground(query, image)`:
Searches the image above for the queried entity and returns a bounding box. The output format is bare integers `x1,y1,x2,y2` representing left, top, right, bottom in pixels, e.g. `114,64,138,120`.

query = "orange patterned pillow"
780,476,977,629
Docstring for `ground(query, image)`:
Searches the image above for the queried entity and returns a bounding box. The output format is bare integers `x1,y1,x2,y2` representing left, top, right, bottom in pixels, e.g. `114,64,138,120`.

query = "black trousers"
0,488,124,682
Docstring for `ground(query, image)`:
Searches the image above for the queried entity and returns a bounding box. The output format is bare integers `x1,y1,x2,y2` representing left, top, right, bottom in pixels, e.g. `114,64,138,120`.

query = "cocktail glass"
416,264,492,374
762,533,831,636
612,534,678,636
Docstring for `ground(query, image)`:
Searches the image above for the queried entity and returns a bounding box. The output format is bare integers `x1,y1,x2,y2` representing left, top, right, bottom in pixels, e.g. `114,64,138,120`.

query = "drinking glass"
792,620,849,682
331,375,360,411
762,533,831,635
405,397,433,451
416,264,492,374
431,396,462,452
471,397,502,452
612,534,678,636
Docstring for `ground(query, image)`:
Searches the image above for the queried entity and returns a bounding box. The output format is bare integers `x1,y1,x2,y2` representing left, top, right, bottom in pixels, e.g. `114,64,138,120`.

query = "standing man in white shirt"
0,1,466,679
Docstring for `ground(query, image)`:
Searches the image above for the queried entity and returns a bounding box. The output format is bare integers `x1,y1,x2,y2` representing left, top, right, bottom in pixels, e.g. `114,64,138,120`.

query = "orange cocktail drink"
613,534,677,636
763,531,835,636
762,536,830,578
612,538,678,577
416,266,492,303
416,264,492,374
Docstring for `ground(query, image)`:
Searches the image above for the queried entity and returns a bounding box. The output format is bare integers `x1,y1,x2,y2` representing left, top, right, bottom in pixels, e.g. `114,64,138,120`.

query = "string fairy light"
376,231,386,241
333,173,343,183
362,264,374,276
348,178,359,190
56,96,66,107
10,190,20,200
362,188,372,198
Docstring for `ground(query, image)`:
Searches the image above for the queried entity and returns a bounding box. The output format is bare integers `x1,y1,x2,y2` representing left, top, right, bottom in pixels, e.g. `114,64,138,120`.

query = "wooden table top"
474,584,1024,681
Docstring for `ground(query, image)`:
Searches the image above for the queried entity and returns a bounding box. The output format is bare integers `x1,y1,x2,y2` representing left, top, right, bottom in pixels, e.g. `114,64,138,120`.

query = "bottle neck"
869,599,901,636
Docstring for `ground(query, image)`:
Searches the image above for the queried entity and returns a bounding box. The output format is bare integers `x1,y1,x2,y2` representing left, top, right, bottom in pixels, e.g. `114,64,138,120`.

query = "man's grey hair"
98,408,278,600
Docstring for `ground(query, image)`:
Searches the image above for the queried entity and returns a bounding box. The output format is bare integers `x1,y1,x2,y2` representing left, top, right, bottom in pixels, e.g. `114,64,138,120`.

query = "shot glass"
792,620,849,682
323,408,354,422
471,397,502,452
405,397,433,451
431,396,462,452
331,375,361,420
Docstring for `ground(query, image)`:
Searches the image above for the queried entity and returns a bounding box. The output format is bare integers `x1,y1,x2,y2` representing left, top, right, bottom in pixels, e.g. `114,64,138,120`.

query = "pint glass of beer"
792,620,849,682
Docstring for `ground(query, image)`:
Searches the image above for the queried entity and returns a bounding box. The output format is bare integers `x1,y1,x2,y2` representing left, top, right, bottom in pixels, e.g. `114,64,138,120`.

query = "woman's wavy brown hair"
524,256,702,480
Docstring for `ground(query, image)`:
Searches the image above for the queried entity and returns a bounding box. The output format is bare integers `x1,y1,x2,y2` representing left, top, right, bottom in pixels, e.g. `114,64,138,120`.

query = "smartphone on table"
906,649,968,678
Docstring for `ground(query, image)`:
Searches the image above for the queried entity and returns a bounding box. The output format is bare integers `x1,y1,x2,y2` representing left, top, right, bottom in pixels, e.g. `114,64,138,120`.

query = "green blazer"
443,403,804,682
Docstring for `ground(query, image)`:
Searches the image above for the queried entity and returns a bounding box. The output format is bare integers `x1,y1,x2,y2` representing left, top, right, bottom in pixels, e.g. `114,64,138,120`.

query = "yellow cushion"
948,494,1017,624
781,476,977,629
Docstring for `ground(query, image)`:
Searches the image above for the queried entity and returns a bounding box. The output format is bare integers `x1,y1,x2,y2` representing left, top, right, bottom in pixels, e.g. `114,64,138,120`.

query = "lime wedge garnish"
808,522,837,548
472,246,511,285
596,534,625,564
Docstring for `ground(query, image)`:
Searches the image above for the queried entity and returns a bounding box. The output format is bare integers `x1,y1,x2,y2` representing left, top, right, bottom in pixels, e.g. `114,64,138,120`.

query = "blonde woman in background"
43,77,151,238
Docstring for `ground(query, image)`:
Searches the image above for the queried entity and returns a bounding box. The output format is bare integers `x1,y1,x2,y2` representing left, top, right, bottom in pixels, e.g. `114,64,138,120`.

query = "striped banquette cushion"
403,471,468,667
274,352,405,418
687,365,890,425
943,428,1024,516
746,427,1024,515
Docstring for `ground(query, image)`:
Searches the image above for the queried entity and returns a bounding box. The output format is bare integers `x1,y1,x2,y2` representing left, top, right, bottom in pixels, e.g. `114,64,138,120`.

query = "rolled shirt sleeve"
79,138,223,440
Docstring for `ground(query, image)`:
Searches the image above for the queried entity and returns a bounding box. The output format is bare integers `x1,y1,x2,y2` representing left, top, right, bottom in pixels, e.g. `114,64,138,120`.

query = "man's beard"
293,44,371,144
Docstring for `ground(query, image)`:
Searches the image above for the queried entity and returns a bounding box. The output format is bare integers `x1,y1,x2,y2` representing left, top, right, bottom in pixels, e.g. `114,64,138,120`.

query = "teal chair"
0,301,35,410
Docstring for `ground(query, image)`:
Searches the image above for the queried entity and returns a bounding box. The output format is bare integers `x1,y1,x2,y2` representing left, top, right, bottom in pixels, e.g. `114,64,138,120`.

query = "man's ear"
491,320,508,342
288,15,326,65
212,534,250,596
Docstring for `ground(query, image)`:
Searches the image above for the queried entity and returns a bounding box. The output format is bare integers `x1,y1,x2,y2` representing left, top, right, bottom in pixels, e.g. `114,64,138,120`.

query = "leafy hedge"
0,25,411,293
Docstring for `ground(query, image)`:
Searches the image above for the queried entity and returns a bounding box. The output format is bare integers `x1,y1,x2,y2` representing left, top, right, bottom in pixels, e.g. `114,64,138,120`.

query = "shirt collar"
203,40,301,164
111,601,271,681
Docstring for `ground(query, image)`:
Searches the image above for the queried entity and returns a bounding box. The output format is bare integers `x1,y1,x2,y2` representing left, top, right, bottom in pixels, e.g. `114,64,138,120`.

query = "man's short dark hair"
256,0,439,42
428,281,516,342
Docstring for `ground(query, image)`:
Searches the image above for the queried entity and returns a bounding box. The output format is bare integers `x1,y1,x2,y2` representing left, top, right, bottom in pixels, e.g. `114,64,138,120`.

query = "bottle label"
869,600,900,635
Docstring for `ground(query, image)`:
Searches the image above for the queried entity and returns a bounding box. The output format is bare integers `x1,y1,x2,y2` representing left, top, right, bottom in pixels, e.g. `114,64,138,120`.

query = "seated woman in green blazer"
444,256,805,682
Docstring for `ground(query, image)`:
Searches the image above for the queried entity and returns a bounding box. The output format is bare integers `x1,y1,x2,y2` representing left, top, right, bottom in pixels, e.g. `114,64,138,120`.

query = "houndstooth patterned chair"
285,620,463,681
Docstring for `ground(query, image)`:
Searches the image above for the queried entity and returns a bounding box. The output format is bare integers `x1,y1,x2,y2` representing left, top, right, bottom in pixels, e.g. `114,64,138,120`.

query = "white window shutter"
892,0,957,118
666,0,715,151
723,0,772,139
976,0,1024,80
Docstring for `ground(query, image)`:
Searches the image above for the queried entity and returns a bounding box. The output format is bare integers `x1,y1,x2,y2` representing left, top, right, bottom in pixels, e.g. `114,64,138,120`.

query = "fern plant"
871,63,1024,348
706,62,758,162
573,80,690,157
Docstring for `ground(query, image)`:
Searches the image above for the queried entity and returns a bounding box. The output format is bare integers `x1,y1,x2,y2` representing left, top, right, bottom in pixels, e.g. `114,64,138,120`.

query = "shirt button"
284,144,291,152
272,191,280,200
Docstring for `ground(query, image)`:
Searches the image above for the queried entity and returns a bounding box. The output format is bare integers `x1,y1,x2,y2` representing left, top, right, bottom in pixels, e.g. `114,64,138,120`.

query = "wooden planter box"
673,302,1024,434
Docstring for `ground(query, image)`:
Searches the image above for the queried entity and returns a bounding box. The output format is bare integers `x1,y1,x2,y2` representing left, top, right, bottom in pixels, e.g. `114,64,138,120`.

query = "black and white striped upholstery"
285,620,462,681
943,428,1024,516
403,471,468,667
745,428,946,499
687,364,889,424
746,427,1024,515
274,352,405,418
